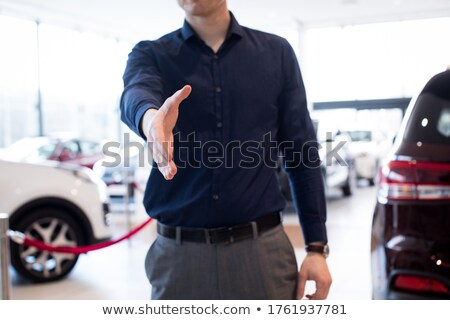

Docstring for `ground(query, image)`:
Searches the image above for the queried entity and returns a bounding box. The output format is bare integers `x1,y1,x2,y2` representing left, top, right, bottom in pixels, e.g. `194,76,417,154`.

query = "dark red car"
371,69,450,299
1,136,103,169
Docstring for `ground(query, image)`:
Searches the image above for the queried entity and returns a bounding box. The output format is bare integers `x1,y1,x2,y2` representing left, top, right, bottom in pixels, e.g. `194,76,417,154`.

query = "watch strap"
305,244,329,257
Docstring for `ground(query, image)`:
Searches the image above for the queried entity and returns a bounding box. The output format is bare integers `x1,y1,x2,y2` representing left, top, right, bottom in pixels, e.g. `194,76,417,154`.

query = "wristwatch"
305,243,330,258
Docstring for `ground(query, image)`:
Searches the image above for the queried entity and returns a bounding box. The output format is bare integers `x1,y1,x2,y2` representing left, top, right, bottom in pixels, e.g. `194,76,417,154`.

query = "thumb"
296,272,307,300
168,85,192,107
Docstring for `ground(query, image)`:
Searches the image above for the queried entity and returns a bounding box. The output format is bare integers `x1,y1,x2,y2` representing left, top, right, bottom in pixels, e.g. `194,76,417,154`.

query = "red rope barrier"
21,217,153,255
8,182,151,254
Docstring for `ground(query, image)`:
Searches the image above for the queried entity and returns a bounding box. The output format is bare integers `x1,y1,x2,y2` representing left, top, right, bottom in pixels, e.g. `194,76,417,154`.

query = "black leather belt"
157,212,282,245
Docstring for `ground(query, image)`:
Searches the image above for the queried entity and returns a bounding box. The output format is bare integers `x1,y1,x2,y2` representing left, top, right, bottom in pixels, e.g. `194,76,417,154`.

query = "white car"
340,130,391,186
0,160,111,282
319,133,355,196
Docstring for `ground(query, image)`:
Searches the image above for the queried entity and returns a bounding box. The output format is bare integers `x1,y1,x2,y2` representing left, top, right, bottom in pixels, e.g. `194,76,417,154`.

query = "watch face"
323,245,329,258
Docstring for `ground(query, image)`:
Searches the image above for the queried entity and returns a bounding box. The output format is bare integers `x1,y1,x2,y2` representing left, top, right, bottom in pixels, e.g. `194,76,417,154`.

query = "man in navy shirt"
121,0,331,299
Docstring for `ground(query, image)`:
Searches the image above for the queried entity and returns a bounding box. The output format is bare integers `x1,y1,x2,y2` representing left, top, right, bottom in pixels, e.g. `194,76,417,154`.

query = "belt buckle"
213,224,249,245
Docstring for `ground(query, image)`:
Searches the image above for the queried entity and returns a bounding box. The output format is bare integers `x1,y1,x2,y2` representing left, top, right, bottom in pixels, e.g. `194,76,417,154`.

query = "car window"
79,141,100,155
343,131,372,142
403,93,450,144
61,141,80,156
37,143,58,158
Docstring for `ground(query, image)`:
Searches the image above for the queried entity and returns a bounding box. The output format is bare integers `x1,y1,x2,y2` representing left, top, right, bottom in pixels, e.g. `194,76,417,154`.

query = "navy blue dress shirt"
120,13,327,244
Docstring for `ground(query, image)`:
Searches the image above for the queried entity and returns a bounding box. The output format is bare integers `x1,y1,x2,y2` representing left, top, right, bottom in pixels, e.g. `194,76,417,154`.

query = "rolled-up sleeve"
277,40,328,244
120,41,164,139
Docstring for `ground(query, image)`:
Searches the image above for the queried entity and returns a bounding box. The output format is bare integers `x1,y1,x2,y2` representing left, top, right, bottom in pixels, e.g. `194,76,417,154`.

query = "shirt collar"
181,11,244,41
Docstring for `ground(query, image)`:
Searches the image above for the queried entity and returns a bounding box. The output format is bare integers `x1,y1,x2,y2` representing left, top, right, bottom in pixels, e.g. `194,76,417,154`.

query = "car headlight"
75,168,109,203
57,162,105,185
96,180,109,204
73,167,100,184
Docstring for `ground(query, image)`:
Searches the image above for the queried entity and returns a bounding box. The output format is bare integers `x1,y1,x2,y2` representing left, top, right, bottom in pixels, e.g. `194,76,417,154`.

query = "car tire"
10,207,84,282
341,167,356,197
341,183,352,197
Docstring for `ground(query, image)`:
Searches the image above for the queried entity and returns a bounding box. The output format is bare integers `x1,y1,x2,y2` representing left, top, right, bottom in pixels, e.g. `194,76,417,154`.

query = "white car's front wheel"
10,208,84,282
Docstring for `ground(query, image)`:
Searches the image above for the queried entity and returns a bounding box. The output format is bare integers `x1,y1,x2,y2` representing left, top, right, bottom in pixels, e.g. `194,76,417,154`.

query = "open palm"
144,85,192,180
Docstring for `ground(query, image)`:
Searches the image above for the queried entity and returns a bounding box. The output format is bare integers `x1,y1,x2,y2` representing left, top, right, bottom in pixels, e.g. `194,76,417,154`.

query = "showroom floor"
10,184,376,300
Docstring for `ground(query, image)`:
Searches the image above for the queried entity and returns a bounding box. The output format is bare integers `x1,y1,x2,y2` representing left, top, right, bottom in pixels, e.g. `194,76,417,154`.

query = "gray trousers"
144,224,298,299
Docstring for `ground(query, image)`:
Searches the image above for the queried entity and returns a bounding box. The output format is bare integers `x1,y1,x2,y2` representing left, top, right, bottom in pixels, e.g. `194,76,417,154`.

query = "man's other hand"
296,253,332,300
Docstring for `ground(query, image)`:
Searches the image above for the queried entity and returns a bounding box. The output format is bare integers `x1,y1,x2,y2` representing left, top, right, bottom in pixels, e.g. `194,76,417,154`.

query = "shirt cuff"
301,221,328,245
135,103,159,140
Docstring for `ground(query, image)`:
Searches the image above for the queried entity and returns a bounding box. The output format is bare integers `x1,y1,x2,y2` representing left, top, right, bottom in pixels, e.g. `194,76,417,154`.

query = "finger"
153,140,171,166
296,273,307,300
164,161,177,180
166,140,173,163
152,143,163,164
152,143,165,165
150,132,165,163
159,161,177,180
158,165,167,178
172,85,192,104
151,134,176,179
312,278,331,300
154,143,176,180
164,85,192,111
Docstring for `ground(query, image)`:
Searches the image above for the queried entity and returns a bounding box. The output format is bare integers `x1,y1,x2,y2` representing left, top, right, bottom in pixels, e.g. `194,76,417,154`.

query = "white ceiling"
1,0,450,42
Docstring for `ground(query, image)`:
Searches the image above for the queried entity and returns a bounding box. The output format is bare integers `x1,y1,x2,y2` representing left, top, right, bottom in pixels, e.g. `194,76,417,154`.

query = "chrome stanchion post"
0,213,12,300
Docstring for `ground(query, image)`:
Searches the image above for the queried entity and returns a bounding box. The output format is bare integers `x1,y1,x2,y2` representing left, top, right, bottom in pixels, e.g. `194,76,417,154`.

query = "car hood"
0,151,45,163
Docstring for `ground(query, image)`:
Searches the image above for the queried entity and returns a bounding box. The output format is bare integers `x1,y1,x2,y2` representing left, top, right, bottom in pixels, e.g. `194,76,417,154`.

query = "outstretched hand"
296,253,332,300
142,85,192,180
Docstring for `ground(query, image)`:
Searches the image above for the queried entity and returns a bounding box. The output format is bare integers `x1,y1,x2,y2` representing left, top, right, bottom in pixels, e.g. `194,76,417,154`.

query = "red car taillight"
394,275,449,294
378,160,450,201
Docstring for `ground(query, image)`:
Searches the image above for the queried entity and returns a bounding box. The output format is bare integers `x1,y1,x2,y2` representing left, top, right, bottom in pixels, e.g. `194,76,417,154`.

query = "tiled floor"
10,185,376,300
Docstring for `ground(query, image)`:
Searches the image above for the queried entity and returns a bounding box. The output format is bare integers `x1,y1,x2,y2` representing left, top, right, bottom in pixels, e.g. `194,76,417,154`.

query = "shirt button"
214,55,218,60
216,122,223,128
213,194,219,200
215,87,222,93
